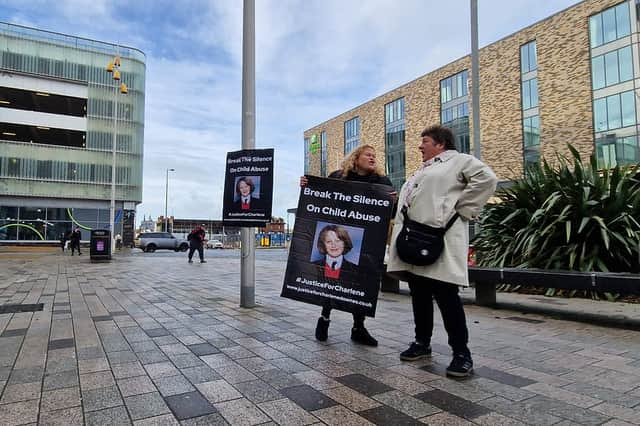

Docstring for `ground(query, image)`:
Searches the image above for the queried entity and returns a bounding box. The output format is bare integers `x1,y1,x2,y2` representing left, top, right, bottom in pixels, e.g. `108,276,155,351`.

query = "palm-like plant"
474,145,640,274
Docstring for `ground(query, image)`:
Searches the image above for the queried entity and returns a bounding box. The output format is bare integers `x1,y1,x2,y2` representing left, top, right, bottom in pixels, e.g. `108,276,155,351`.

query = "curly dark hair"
420,125,457,150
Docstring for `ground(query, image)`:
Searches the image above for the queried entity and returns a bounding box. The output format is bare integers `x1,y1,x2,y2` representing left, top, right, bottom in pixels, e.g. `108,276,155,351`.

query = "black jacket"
188,228,206,245
328,170,393,187
328,169,396,216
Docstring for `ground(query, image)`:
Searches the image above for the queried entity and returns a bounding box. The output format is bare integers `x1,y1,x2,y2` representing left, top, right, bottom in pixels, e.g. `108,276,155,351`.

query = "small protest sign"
222,149,274,227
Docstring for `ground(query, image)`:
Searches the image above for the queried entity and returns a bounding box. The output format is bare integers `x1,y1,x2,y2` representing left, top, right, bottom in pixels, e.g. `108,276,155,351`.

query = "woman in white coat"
387,125,497,377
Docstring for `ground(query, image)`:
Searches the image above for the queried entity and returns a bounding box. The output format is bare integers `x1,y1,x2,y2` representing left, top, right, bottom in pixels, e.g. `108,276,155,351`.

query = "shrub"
473,145,640,273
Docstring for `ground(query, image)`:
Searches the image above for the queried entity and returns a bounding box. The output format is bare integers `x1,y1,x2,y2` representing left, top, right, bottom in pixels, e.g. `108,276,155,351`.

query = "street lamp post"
164,168,175,232
240,0,256,308
106,50,128,253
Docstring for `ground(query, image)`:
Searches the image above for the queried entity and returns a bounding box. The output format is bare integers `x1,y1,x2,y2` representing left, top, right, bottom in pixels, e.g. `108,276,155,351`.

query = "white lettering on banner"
230,166,251,173
306,204,321,213
347,211,381,222
332,192,352,201
250,167,269,172
252,156,272,162
303,187,333,199
321,206,347,217
352,194,390,207
294,277,367,297
228,212,264,217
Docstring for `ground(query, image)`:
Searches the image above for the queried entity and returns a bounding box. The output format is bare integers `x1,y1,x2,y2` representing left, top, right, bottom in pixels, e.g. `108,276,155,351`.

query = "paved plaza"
1,248,640,425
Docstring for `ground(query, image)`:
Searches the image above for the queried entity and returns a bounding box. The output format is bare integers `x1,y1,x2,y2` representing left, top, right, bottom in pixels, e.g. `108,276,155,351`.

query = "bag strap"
444,213,459,230
402,206,459,230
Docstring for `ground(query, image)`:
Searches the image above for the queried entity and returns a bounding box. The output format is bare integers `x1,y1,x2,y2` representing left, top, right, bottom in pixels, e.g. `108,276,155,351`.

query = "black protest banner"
222,149,274,227
281,176,394,317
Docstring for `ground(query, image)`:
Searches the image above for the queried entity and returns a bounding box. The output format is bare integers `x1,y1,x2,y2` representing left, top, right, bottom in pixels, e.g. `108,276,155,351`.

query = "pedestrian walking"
300,144,397,347
388,125,497,377
187,225,206,263
59,232,67,252
69,228,82,256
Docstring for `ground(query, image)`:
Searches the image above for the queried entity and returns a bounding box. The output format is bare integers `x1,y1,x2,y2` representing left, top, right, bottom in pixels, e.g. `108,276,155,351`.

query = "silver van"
134,232,189,253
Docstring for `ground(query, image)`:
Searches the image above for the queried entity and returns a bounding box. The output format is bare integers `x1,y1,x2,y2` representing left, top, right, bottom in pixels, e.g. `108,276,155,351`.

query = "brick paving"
0,248,639,425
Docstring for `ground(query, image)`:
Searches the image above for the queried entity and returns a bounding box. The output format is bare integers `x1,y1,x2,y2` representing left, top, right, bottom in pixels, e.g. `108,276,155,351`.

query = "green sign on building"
310,133,320,154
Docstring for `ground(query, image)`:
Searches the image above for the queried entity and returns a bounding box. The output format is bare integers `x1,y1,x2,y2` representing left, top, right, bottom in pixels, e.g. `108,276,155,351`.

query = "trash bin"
90,229,111,261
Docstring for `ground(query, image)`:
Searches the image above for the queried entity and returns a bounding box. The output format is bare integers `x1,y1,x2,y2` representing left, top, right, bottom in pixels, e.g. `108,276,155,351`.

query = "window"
303,137,310,174
320,131,327,177
523,115,541,167
440,70,468,103
596,134,640,168
591,46,633,90
521,40,541,169
37,160,52,179
522,78,538,110
385,97,405,125
590,2,631,48
385,98,406,191
344,117,360,155
520,41,537,73
441,102,469,124
7,158,20,176
593,90,636,132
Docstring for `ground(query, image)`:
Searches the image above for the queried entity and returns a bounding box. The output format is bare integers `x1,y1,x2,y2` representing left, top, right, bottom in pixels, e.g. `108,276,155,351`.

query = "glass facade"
0,22,146,214
344,117,360,155
593,91,636,131
591,46,633,89
0,206,124,241
520,41,538,73
521,41,540,167
440,70,468,103
521,78,539,110
385,98,406,191
523,116,540,166
590,2,639,169
440,70,470,153
595,134,640,168
589,2,631,48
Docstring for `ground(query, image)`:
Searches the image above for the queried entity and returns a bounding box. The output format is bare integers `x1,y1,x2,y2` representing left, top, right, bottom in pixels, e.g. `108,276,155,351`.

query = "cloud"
1,0,581,224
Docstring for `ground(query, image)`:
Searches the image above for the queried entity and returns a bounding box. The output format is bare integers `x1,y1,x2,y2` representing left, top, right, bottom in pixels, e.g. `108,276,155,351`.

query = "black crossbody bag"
396,206,459,266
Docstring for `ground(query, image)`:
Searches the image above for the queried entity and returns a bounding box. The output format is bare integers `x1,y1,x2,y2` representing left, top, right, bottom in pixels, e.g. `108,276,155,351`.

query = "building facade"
0,22,146,242
304,0,640,190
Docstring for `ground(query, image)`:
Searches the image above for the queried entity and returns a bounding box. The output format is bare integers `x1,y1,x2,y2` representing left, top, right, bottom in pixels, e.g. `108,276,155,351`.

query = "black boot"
351,327,378,347
315,317,330,341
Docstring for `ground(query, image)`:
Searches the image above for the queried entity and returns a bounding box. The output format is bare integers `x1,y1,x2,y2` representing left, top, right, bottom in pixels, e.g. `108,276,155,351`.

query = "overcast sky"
1,0,580,224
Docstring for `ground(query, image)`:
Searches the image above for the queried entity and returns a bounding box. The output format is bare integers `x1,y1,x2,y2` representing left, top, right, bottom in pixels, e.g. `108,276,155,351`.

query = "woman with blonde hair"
300,144,396,346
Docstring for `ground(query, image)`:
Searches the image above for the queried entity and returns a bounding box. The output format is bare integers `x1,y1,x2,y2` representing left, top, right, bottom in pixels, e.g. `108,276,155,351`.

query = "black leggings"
320,306,365,328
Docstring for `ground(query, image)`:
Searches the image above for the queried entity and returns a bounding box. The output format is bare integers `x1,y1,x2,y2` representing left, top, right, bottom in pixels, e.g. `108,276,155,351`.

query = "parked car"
134,232,189,253
206,239,224,249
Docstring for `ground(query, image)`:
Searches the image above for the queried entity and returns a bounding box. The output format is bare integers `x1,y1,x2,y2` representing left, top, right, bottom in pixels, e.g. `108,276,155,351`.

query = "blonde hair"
340,144,384,177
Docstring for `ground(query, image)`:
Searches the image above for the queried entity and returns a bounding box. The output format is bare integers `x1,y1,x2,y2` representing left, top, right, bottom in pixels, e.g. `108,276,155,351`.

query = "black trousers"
188,242,204,261
408,275,470,356
70,241,81,255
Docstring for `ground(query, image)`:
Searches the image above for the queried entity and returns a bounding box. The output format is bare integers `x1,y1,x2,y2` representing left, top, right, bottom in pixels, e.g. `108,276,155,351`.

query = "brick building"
304,0,639,189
